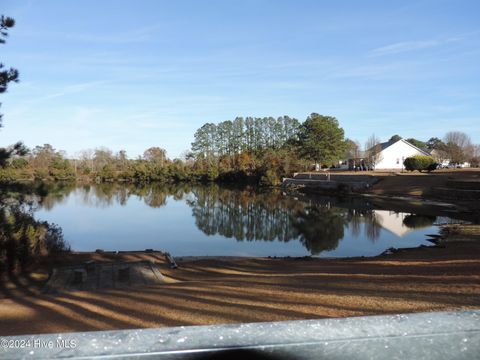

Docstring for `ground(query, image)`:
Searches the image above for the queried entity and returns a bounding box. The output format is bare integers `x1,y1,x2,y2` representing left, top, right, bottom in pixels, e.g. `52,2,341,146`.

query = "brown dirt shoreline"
1,233,479,336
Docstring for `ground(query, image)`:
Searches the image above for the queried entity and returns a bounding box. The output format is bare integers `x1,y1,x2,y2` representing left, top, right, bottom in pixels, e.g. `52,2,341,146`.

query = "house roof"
346,139,432,160
369,139,431,156
378,139,395,151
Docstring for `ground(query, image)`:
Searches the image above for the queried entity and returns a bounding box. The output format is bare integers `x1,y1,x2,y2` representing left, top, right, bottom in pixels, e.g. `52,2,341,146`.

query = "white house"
372,139,432,170
342,138,432,170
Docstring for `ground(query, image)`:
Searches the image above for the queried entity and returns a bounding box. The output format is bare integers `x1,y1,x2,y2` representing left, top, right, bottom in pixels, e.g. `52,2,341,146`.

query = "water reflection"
36,182,192,209
187,187,302,242
292,206,346,255
403,214,436,229
0,182,69,274
28,183,446,256
187,186,394,255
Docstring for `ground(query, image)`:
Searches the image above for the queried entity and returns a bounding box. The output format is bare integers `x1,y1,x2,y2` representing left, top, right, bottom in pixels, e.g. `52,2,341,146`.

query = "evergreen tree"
426,137,444,150
406,138,427,149
389,134,402,142
0,15,19,127
297,113,347,166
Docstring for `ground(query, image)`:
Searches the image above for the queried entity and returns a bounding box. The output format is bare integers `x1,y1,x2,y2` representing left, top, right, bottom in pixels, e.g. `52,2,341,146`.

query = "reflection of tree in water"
188,186,304,242
34,182,76,211
292,206,347,255
0,183,69,274
345,208,382,242
364,212,381,241
188,186,353,255
36,182,193,210
18,182,441,259
403,214,436,229
347,209,362,238
40,183,300,243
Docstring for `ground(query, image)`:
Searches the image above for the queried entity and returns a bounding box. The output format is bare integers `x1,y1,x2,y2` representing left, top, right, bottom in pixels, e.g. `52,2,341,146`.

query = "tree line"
1,118,479,185
0,113,352,185
191,116,301,158
189,113,349,184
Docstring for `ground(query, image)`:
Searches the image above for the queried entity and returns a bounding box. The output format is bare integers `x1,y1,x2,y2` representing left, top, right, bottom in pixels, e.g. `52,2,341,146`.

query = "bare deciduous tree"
78,149,95,172
143,147,167,167
471,144,480,167
365,134,383,170
443,131,472,165
345,139,362,158
93,147,114,171
444,131,472,149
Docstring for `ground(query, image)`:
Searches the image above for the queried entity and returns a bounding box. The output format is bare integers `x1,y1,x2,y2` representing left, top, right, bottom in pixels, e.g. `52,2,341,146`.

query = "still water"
33,183,449,257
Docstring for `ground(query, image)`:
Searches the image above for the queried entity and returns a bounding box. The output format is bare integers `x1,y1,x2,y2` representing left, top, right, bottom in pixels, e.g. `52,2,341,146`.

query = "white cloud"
20,23,168,45
369,37,461,57
330,62,407,79
371,40,440,56
38,80,110,102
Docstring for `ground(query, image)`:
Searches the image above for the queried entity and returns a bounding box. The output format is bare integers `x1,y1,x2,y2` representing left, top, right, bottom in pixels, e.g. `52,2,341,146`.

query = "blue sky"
1,0,479,158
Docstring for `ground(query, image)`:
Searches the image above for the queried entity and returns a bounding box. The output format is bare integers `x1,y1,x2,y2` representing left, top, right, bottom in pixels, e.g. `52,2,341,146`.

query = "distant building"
429,148,450,168
428,148,471,168
343,139,432,170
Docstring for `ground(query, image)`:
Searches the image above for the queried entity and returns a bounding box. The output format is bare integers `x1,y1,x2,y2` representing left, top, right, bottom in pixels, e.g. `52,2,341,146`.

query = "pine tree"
0,15,19,127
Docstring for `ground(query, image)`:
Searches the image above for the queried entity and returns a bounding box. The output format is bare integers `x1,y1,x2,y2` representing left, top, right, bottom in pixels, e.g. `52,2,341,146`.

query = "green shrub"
403,155,437,172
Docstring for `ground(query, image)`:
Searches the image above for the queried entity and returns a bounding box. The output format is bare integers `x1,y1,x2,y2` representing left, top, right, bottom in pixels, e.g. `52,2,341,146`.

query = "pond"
26,182,455,258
